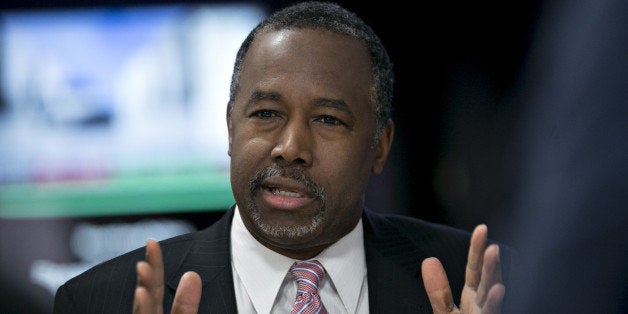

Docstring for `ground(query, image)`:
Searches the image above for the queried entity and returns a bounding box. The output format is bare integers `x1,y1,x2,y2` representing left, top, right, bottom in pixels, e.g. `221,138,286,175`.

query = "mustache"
249,164,325,200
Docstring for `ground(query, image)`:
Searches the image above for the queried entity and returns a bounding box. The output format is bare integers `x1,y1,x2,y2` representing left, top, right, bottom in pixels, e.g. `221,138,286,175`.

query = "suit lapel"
363,208,433,313
164,207,238,314
157,206,461,313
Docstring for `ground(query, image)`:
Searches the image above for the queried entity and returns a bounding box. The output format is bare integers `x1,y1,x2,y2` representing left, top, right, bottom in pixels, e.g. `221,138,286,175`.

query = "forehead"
237,28,374,109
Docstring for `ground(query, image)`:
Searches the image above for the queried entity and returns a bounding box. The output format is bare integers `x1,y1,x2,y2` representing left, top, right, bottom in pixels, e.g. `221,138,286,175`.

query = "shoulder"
363,208,515,274
363,209,473,246
53,209,235,313
61,228,202,285
59,209,234,288
54,231,197,300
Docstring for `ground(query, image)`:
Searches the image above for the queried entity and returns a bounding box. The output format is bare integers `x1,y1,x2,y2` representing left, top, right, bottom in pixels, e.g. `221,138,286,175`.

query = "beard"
245,164,326,239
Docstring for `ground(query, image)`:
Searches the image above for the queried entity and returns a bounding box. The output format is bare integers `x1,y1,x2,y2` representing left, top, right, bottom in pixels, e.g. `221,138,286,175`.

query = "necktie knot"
289,260,328,314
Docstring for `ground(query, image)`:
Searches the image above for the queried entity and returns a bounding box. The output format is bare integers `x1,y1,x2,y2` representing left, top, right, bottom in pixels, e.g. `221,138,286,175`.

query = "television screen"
0,3,268,312
0,3,267,219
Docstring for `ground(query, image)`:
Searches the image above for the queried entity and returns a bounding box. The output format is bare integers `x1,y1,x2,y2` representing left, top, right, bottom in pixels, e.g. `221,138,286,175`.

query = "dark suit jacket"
53,206,512,313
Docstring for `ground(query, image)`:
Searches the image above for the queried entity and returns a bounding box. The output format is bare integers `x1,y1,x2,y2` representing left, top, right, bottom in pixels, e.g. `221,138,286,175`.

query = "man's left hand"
421,224,505,313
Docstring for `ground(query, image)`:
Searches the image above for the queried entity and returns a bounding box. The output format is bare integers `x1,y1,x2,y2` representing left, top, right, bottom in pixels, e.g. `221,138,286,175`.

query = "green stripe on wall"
0,172,234,219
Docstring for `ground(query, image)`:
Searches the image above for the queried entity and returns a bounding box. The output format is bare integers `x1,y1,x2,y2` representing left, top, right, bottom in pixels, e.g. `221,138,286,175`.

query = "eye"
251,109,276,119
317,115,343,126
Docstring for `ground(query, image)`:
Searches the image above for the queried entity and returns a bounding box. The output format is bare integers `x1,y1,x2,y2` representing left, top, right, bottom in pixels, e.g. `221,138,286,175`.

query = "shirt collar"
316,215,366,314
231,205,366,314
231,206,294,314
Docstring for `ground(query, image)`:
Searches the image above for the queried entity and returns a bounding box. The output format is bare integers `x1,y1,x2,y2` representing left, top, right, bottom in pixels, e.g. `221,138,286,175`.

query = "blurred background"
0,0,625,313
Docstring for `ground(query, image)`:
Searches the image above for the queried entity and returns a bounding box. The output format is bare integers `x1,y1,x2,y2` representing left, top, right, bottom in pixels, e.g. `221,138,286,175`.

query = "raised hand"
421,224,505,313
133,239,202,314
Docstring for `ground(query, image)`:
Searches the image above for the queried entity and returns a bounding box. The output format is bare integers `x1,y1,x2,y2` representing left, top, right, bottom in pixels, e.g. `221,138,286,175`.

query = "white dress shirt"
231,206,369,313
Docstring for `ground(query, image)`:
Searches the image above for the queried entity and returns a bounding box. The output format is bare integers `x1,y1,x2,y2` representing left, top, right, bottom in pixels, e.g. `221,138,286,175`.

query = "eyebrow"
311,97,350,113
246,89,354,118
243,90,282,112
249,90,282,103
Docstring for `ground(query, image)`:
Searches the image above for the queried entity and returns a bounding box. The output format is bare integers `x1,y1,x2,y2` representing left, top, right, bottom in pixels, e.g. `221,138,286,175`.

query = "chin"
254,216,322,240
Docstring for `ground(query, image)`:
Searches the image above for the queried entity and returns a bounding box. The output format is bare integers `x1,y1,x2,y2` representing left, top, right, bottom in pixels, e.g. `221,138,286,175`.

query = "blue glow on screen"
0,4,267,218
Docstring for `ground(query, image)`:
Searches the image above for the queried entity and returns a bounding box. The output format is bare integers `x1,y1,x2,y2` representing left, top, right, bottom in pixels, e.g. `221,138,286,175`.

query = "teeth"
271,188,300,198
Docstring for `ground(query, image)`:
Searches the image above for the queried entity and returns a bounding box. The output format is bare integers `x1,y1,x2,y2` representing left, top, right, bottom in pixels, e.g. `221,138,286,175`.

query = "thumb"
422,257,457,313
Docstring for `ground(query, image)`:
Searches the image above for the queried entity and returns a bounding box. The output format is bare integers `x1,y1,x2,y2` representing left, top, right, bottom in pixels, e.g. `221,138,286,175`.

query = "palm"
421,224,505,314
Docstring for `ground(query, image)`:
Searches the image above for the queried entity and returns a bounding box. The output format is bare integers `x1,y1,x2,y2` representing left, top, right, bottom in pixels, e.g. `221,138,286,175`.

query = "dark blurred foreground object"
504,0,628,313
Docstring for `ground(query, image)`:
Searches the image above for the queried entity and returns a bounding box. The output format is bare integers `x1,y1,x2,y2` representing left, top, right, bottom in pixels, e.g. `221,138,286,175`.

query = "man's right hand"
133,239,201,314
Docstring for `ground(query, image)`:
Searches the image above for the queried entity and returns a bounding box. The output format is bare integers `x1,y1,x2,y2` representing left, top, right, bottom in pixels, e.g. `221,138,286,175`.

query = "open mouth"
270,187,302,198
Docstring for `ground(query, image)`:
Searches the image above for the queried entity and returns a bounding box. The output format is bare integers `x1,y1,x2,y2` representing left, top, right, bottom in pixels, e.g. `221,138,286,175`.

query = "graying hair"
227,1,394,141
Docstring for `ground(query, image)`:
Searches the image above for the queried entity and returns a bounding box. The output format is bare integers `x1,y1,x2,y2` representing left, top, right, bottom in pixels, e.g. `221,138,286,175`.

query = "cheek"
319,144,375,195
338,141,376,174
229,136,272,184
232,135,270,160
228,138,274,206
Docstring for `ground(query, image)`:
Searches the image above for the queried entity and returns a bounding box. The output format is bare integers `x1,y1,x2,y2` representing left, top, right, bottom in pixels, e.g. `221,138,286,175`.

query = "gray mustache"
249,164,325,201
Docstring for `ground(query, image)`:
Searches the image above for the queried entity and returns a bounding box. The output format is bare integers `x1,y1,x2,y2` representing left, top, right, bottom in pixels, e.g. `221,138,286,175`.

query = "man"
54,2,509,313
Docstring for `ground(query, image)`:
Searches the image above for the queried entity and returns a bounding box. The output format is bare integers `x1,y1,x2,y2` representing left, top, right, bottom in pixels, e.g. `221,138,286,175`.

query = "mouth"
260,176,312,210
249,165,325,211
269,187,303,198
251,166,323,211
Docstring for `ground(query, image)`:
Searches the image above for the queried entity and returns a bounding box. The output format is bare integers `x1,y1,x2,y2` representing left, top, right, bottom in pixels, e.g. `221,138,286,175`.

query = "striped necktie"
289,260,328,314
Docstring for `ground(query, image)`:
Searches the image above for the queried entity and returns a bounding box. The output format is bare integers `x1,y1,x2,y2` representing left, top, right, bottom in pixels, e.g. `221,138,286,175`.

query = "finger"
136,261,153,290
465,224,488,291
134,286,153,314
135,261,161,314
476,244,502,306
482,283,505,314
134,240,165,314
171,271,202,314
421,257,458,314
145,239,165,305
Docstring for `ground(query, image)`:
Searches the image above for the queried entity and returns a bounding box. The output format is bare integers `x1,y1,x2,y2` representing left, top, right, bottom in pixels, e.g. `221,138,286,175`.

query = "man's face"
227,28,392,258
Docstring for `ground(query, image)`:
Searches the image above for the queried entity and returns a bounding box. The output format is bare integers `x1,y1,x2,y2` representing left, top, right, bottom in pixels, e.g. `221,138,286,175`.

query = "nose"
270,120,313,166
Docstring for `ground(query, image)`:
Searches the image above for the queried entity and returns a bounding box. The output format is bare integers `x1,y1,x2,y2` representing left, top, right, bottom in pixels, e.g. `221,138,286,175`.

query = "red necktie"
289,260,328,314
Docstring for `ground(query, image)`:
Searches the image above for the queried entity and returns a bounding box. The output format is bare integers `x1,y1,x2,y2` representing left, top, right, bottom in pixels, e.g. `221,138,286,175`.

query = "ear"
371,119,394,174
227,106,233,156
